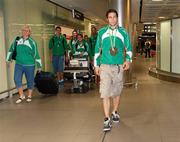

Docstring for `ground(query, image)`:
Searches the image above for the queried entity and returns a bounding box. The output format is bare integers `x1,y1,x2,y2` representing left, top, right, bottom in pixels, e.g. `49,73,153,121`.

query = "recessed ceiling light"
158,16,165,19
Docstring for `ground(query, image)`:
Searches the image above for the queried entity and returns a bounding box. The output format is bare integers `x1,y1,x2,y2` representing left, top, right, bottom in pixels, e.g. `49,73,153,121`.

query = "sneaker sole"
112,120,120,123
16,100,22,104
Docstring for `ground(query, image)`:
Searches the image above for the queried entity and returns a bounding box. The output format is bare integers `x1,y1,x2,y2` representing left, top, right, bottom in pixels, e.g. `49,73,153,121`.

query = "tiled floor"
1,57,180,142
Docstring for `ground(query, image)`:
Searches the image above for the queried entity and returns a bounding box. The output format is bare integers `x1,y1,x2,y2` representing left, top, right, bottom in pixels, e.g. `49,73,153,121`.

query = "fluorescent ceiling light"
173,15,179,18
152,0,163,1
143,22,156,25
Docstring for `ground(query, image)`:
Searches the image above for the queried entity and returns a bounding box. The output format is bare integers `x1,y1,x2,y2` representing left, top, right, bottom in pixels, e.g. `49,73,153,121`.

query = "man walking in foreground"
94,9,132,132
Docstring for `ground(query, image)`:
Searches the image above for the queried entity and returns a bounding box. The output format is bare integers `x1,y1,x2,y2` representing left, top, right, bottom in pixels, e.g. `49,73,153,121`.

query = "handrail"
0,83,27,95
0,87,16,95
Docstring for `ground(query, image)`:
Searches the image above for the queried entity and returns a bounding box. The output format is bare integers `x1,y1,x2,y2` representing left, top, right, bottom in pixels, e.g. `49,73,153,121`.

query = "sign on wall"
72,9,84,21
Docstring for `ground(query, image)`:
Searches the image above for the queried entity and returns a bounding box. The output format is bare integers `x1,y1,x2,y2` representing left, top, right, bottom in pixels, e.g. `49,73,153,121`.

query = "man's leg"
59,56,64,82
112,96,120,113
100,65,112,131
103,97,111,118
52,56,59,81
102,97,112,131
111,65,123,123
60,72,64,81
57,72,61,81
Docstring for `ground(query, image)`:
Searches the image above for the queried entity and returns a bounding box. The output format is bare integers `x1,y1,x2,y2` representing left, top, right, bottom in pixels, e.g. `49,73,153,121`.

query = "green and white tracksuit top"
49,34,67,56
94,26,132,67
72,40,90,58
6,37,42,68
68,37,77,51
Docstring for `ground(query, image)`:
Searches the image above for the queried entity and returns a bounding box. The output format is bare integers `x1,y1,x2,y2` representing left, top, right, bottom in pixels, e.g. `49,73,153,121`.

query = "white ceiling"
141,0,180,22
49,0,140,25
49,0,180,25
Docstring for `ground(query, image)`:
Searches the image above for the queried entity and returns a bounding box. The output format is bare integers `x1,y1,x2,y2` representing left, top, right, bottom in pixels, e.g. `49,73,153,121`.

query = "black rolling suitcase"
34,71,59,95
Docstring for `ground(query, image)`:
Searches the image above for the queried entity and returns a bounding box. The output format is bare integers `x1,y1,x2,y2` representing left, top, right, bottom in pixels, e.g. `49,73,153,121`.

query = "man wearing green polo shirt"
94,9,132,132
49,26,67,84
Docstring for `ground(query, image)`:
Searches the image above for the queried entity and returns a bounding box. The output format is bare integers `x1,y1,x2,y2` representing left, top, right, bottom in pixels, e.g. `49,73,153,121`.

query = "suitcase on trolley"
34,71,59,95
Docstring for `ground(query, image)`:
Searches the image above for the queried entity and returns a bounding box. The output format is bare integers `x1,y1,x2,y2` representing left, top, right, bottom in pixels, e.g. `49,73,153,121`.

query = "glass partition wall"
157,18,180,74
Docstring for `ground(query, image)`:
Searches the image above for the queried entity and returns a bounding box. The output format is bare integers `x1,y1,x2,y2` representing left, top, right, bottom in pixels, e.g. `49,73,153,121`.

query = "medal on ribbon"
110,47,118,56
109,27,118,56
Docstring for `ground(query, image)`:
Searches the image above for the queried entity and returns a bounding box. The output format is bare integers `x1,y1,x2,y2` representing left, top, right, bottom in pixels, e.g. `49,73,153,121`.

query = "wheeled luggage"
34,71,58,95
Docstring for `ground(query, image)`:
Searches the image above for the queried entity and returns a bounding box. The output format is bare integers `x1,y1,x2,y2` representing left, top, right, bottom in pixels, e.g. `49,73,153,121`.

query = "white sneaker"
111,111,120,123
26,97,32,103
103,118,112,132
16,95,25,104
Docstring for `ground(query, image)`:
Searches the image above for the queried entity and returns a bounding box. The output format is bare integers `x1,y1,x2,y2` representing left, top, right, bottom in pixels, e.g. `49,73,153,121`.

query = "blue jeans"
52,55,64,73
14,64,35,89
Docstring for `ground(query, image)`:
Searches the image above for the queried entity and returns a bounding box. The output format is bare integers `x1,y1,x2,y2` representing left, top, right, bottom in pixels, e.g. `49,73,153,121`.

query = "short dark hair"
55,26,61,30
91,26,96,30
77,33,83,38
106,9,118,18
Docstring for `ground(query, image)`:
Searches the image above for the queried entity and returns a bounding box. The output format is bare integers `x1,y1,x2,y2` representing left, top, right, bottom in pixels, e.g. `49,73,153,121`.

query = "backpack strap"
12,36,20,60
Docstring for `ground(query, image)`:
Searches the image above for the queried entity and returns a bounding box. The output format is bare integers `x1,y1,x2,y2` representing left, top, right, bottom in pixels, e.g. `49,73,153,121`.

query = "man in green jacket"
49,26,67,84
6,26,42,103
68,30,78,58
94,9,133,132
89,26,98,62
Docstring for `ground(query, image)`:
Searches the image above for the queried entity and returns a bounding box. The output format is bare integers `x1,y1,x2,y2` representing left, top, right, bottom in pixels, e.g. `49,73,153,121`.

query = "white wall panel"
0,10,8,95
172,19,180,73
160,21,171,72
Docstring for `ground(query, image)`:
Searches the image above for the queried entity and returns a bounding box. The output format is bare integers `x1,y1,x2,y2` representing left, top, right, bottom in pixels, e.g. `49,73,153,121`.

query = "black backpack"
12,36,20,60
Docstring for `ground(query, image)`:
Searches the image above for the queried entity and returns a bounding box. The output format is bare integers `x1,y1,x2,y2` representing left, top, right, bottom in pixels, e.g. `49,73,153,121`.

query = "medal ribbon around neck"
108,27,118,55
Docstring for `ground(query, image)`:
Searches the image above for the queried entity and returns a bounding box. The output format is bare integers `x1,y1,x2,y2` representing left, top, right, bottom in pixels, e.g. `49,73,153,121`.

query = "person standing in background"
49,26,67,84
6,26,42,103
89,26,98,63
144,39,151,58
89,26,98,80
94,9,132,132
68,30,78,58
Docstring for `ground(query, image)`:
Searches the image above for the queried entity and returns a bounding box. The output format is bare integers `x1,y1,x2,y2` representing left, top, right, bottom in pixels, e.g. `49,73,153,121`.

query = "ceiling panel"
49,0,140,25
141,0,180,22
49,0,108,25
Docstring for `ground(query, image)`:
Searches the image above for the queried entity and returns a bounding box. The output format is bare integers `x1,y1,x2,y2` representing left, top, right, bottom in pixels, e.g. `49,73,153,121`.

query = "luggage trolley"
64,57,93,93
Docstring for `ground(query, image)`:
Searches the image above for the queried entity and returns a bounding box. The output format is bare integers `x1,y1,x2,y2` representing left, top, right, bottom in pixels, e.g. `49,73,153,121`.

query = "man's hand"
50,55,53,62
94,67,101,76
123,61,131,71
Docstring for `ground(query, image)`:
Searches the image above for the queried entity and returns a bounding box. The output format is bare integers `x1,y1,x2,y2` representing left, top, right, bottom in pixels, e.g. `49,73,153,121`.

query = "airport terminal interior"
1,0,180,142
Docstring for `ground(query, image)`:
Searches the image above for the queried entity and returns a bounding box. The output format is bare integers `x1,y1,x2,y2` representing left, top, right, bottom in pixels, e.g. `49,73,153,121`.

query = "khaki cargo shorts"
100,64,123,98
